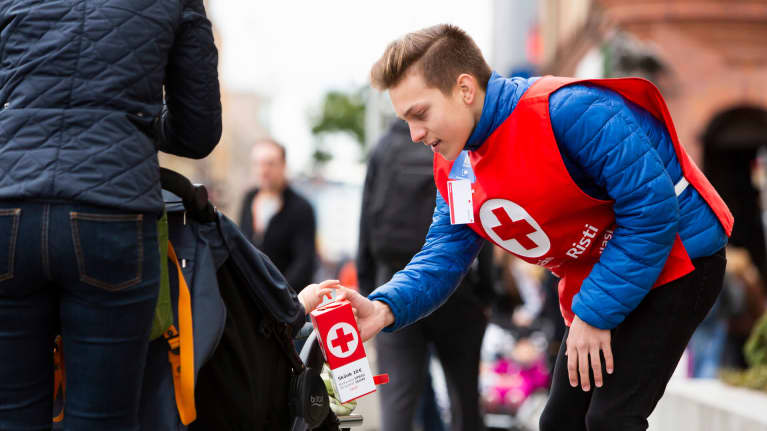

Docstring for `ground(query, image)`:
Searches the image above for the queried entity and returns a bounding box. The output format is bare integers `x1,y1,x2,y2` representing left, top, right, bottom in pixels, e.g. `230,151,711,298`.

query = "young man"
339,24,732,430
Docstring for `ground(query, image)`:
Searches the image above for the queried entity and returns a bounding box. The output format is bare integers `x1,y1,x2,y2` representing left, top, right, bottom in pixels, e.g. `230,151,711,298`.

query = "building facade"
537,0,767,276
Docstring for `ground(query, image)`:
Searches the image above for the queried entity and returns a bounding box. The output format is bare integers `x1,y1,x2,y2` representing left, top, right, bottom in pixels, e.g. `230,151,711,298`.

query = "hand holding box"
310,300,377,403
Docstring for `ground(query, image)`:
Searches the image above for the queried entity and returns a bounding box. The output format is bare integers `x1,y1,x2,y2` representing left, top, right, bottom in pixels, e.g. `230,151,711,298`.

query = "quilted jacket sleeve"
157,0,222,159
549,84,680,329
367,192,485,331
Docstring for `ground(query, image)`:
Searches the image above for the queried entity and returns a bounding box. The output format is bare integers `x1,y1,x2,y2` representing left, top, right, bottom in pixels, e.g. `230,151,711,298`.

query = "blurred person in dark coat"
239,139,317,291
357,119,494,431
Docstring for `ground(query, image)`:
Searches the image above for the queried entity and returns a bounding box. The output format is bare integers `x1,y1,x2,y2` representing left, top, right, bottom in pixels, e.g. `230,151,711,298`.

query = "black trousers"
539,249,727,431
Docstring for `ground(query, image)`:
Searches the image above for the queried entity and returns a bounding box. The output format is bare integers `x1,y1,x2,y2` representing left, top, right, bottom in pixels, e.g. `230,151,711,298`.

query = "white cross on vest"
479,199,550,258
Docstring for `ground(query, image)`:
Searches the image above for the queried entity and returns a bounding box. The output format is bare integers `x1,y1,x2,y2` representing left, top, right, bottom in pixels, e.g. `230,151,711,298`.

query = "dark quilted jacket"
0,0,222,213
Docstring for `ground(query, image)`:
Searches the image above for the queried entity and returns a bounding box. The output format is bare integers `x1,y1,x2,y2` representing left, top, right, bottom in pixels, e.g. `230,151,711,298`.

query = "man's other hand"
566,315,614,391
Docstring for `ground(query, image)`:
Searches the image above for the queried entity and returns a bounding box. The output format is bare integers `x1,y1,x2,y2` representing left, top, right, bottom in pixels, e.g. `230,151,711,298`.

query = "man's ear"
455,73,479,106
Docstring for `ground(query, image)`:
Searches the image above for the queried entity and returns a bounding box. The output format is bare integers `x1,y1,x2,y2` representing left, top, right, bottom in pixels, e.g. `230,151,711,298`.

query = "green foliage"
719,313,767,393
720,365,767,393
310,88,367,165
312,149,333,164
745,313,767,367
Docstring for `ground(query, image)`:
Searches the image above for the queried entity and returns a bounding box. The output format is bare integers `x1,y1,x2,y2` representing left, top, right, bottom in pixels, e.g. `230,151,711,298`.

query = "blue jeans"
0,201,159,431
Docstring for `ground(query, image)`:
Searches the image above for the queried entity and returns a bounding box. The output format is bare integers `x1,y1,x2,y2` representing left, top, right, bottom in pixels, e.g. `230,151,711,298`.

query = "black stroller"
53,169,365,430
159,169,366,430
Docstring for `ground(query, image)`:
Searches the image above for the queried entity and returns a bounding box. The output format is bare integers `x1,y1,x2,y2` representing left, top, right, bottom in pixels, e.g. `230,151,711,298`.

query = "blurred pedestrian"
0,0,221,429
689,246,767,377
357,119,493,431
239,139,317,291
721,247,767,368
339,23,733,431
688,296,729,378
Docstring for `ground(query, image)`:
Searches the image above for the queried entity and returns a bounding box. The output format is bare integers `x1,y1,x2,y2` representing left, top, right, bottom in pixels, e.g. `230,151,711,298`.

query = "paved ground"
349,341,382,430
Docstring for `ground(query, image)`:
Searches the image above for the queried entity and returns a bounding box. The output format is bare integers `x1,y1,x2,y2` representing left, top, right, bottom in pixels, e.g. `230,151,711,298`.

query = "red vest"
434,76,733,325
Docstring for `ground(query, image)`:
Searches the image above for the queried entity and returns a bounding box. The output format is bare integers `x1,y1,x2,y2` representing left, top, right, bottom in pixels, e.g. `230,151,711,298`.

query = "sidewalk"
348,341,382,430
649,378,767,431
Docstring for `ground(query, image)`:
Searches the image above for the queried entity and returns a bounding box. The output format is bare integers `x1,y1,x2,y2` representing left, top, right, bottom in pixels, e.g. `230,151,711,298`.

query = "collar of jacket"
464,72,536,151
254,184,295,201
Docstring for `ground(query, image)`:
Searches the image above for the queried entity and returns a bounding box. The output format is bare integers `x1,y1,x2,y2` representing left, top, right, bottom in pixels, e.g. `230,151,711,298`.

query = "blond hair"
370,24,491,94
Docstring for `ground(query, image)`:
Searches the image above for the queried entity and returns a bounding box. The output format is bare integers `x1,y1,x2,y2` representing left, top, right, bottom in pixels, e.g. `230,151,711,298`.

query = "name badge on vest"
447,180,474,224
447,151,476,225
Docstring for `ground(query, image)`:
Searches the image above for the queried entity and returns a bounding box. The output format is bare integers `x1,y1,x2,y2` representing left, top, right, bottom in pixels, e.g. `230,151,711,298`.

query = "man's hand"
336,286,394,342
298,280,340,314
566,315,614,391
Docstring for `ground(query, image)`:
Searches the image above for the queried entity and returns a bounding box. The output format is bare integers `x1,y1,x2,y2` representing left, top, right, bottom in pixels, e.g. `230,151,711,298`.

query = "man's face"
389,69,476,161
252,143,286,192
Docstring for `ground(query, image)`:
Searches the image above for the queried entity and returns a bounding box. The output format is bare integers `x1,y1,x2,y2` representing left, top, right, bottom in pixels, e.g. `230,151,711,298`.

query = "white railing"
649,378,767,431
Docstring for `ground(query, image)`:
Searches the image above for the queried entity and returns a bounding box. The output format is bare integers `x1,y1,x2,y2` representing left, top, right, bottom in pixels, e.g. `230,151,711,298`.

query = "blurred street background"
161,1,767,430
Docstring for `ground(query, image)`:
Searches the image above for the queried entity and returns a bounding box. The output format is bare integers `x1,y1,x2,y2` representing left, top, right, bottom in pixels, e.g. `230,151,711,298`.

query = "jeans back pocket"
0,208,21,282
70,212,144,291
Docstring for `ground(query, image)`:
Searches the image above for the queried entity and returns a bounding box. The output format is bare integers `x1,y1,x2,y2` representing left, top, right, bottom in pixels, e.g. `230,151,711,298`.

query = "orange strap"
164,242,196,425
51,242,196,425
53,336,65,423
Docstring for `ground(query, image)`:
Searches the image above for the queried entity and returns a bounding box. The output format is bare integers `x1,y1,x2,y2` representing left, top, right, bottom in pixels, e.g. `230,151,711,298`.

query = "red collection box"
310,300,376,403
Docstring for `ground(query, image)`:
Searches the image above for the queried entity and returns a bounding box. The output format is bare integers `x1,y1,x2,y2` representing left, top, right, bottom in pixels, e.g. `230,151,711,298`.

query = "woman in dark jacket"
0,1,221,429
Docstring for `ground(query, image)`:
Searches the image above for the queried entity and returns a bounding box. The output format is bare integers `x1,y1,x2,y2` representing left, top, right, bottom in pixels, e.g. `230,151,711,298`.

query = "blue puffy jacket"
0,0,221,213
368,72,727,331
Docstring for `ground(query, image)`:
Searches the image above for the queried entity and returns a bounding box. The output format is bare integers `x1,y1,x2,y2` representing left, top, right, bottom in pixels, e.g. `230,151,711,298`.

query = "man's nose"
409,125,426,144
